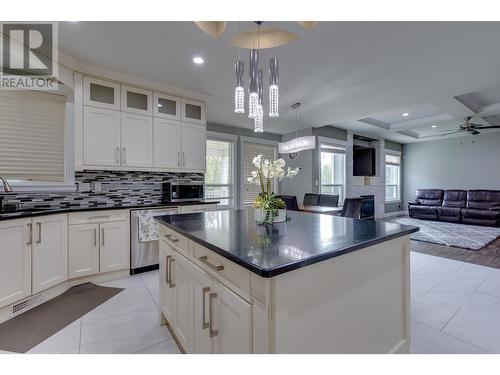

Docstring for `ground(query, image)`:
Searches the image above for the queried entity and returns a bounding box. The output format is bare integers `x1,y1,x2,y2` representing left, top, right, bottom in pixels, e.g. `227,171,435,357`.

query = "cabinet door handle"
101,227,105,246
27,223,32,245
122,147,127,165
177,152,181,166
36,222,42,244
202,287,210,329
199,256,224,272
182,152,185,167
94,228,97,247
165,255,172,284
115,147,120,164
168,257,175,288
209,292,218,338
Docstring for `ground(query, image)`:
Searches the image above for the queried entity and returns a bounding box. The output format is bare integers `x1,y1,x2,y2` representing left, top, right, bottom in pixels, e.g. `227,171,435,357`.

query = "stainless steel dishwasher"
130,206,178,274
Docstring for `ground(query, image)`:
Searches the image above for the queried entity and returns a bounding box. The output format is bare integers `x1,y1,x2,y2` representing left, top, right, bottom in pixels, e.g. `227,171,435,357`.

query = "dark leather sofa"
408,189,500,226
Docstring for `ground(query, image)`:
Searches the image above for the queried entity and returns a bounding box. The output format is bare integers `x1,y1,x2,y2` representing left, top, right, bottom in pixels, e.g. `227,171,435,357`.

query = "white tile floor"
3,251,499,354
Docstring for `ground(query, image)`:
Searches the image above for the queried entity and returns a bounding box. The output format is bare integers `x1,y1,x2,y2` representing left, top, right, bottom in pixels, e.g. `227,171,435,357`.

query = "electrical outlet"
93,182,102,192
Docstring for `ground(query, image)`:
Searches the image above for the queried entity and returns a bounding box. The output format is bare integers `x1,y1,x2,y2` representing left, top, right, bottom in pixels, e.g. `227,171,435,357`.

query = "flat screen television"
353,146,376,176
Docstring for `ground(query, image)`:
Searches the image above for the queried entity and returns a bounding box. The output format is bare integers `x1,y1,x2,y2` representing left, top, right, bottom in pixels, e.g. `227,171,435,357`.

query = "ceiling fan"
436,116,500,137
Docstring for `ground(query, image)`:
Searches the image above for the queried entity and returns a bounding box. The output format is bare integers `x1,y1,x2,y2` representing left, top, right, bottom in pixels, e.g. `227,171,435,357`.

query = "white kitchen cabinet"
0,219,32,309
212,280,252,354
121,85,152,115
159,235,252,354
190,259,214,354
153,118,182,169
68,223,99,279
181,99,205,124
100,221,128,273
83,106,121,167
160,240,175,322
154,93,180,120
83,76,121,111
172,252,192,353
121,113,153,168
181,122,206,171
32,214,68,294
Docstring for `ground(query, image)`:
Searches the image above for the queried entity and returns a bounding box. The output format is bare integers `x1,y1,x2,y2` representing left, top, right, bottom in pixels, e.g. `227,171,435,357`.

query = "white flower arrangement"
247,154,300,194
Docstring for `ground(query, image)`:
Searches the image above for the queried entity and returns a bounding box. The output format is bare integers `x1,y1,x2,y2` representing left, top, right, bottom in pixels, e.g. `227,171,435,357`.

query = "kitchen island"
155,209,419,354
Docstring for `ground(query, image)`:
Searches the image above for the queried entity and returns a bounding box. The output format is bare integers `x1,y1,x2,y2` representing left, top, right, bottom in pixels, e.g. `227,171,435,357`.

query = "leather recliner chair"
437,190,467,223
407,189,444,220
461,190,500,226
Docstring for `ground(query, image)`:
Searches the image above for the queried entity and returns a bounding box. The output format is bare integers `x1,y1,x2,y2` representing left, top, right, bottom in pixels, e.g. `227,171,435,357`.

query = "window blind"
242,141,276,205
0,91,66,182
205,139,234,206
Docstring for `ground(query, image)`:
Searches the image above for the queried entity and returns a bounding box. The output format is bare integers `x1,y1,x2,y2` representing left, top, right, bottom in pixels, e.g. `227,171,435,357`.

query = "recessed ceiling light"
431,125,437,128
402,113,409,117
157,104,163,107
193,56,204,64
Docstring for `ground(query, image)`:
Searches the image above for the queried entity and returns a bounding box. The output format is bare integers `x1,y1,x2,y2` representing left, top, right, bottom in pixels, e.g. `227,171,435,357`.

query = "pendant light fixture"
269,57,279,117
254,68,264,132
248,48,259,119
278,103,316,154
234,59,245,113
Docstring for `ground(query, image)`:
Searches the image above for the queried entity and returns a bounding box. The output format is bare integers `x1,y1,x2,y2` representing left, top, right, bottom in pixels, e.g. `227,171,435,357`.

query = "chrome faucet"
0,176,13,192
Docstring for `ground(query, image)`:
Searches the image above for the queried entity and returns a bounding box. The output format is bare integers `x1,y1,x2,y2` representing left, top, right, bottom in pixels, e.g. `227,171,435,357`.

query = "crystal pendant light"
269,57,279,117
248,49,259,118
234,60,245,113
254,68,264,132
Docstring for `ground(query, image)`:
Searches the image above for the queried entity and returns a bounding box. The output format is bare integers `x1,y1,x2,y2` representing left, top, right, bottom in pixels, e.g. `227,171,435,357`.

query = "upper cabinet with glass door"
83,77,121,111
181,99,205,124
154,93,180,120
121,85,153,115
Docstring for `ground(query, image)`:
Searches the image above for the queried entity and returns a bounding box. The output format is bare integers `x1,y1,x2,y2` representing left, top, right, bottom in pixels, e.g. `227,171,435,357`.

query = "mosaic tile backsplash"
0,170,204,210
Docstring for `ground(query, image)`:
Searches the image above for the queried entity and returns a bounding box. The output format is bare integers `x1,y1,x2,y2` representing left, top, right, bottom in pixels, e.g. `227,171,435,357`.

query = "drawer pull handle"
166,255,172,284
165,234,179,243
168,257,175,288
202,287,210,329
209,292,218,338
27,223,32,245
36,222,42,244
89,215,110,220
199,256,224,272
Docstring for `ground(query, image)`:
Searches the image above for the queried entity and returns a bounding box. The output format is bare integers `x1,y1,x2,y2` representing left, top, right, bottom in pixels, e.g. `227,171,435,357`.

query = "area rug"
390,217,500,251
0,282,123,353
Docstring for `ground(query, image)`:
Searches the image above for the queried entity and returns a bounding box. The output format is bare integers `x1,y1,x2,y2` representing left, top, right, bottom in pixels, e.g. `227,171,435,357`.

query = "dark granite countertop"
0,200,218,221
155,209,419,278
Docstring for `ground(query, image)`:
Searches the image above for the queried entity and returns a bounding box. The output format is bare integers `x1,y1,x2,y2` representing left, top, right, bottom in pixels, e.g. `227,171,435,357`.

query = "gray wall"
402,132,500,208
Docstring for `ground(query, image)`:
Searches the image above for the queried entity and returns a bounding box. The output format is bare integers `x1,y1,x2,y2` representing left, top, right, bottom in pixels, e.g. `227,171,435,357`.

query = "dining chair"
303,193,319,206
318,194,339,207
340,198,363,219
276,195,299,211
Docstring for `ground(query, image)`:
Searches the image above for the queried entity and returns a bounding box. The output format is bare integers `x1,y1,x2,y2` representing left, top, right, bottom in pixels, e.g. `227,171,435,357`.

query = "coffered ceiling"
59,21,500,143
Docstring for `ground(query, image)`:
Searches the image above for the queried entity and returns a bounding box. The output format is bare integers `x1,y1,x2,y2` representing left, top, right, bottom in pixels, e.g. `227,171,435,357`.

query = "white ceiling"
59,21,500,143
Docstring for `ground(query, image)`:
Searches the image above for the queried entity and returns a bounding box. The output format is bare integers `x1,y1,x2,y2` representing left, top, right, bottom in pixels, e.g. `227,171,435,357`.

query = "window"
0,90,68,186
320,143,346,205
241,140,277,206
385,153,401,201
205,137,235,208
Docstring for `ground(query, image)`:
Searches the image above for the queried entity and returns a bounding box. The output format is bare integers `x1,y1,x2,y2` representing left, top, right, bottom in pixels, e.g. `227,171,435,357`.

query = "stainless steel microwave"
163,180,204,203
